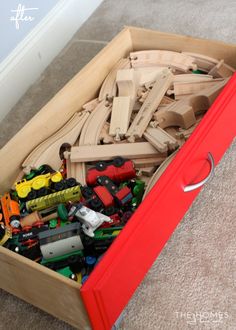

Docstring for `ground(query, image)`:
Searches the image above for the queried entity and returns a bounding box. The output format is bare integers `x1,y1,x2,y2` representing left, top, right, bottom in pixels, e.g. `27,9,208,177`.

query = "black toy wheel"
27,189,37,201
95,161,107,171
54,180,67,191
66,178,77,188
113,157,125,167
89,198,103,211
37,187,49,197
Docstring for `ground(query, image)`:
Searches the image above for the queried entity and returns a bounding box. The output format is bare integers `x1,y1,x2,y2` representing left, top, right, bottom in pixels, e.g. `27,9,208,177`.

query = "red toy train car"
86,157,136,186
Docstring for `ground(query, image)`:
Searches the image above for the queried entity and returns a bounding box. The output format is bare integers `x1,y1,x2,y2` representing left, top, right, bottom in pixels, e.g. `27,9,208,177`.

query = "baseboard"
0,0,103,122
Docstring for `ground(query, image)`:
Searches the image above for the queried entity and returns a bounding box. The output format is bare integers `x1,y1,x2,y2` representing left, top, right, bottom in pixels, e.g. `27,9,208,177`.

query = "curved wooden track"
143,150,178,198
98,58,131,101
130,50,197,72
22,111,89,173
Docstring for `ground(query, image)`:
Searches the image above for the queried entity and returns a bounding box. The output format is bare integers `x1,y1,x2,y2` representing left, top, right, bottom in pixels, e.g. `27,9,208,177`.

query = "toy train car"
86,157,136,186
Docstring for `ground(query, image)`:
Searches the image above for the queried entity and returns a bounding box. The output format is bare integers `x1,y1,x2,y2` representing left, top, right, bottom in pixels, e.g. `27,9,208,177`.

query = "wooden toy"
99,122,115,144
109,96,132,140
130,50,197,72
144,126,179,152
168,78,224,99
65,142,163,163
154,78,228,129
173,73,213,83
126,69,173,141
143,150,178,198
22,111,89,173
98,58,130,101
208,59,235,78
82,98,100,112
132,156,167,168
116,68,138,99
182,52,219,72
134,66,168,85
80,101,112,146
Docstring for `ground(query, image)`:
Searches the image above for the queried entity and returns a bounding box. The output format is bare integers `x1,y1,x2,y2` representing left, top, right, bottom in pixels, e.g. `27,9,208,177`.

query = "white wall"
0,0,103,122
0,0,59,62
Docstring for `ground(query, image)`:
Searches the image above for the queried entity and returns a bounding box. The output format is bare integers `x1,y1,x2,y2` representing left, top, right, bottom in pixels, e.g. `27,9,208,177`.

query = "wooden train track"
22,111,89,173
65,142,166,163
126,69,173,141
182,52,219,72
130,50,197,72
168,78,224,99
153,78,228,129
144,126,179,153
143,150,178,198
98,58,130,101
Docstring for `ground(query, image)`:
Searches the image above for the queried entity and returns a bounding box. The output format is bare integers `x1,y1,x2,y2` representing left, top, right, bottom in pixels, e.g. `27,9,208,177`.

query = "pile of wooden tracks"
22,50,235,197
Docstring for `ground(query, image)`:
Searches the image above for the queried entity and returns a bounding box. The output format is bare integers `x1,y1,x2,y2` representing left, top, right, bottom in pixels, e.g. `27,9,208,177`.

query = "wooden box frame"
0,27,236,330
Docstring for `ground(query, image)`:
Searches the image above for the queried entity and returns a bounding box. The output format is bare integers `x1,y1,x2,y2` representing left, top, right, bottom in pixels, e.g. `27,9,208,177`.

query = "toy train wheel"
66,178,77,188
37,187,49,197
113,157,125,167
54,180,67,191
27,189,37,200
95,161,107,171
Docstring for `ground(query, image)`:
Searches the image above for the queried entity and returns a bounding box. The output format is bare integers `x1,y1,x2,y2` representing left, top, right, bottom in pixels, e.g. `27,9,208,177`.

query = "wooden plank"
130,50,197,71
126,69,173,141
154,78,228,129
144,126,179,152
98,58,131,101
0,247,90,329
109,96,132,139
22,111,89,173
66,142,163,163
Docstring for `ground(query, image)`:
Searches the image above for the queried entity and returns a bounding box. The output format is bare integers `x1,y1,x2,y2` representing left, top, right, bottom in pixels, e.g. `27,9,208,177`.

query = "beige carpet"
0,0,235,329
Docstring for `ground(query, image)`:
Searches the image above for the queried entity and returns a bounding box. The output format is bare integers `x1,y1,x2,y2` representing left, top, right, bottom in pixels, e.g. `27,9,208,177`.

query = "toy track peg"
22,111,89,173
126,68,173,141
82,98,99,112
130,50,197,72
98,58,131,101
